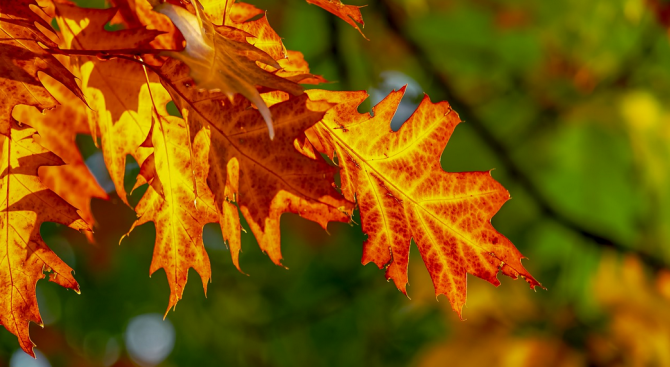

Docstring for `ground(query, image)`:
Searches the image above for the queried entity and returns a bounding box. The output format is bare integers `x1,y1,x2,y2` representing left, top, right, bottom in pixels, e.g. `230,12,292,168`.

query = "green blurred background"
4,0,670,365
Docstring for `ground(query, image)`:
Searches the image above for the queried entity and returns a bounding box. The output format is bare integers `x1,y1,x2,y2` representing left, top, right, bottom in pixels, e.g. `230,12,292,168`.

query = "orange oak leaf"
125,107,218,315
111,0,185,51
76,58,157,206
201,1,325,84
200,0,263,27
0,0,84,136
55,2,161,52
155,1,302,139
213,1,325,84
226,3,286,61
12,74,109,241
227,1,263,23
304,87,541,316
265,50,328,85
204,0,288,61
306,0,367,39
199,0,287,60
160,59,352,270
208,1,329,85
56,3,164,204
0,121,89,357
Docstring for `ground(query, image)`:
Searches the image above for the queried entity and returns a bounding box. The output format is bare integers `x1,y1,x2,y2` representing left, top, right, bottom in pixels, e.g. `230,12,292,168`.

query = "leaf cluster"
0,0,540,356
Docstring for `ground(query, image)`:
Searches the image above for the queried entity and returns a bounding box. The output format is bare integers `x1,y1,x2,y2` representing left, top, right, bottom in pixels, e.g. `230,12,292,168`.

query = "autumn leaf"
0,121,89,357
215,1,326,84
125,102,218,315
0,0,84,136
262,50,328,85
0,0,562,358
56,3,163,205
160,58,351,270
306,0,367,39
200,0,285,60
56,2,161,52
155,1,303,139
12,74,109,241
305,87,541,316
111,0,185,51
57,1,216,309
224,1,287,60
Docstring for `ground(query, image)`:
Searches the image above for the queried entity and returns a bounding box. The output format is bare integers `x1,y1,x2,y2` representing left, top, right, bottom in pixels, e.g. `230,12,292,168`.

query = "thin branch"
375,0,667,272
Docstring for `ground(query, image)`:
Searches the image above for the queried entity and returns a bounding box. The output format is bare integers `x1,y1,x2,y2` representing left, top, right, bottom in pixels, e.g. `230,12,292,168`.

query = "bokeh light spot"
9,349,51,367
124,313,175,366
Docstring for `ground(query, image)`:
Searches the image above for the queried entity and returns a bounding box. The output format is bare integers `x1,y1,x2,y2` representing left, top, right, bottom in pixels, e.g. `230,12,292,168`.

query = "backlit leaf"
125,107,218,315
155,1,302,139
160,58,352,270
0,122,88,357
56,3,163,204
305,87,541,316
306,0,367,39
12,74,109,241
0,0,83,136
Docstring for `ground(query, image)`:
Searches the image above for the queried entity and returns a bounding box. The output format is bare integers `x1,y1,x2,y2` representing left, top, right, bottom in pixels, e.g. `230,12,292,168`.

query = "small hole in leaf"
166,101,182,117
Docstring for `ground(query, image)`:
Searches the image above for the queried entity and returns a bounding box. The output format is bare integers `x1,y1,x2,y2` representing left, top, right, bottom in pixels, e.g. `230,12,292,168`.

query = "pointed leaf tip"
304,88,540,318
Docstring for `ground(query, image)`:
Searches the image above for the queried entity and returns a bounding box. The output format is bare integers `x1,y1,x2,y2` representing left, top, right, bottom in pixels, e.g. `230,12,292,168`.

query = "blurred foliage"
2,0,670,366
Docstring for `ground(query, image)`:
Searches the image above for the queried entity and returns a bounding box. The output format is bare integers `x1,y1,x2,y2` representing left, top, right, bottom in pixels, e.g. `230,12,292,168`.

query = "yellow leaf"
0,122,88,357
13,74,109,241
56,3,164,204
127,109,218,315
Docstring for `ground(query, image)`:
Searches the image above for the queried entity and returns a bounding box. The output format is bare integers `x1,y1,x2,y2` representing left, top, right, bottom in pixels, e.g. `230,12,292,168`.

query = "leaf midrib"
166,80,337,207
319,117,506,263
